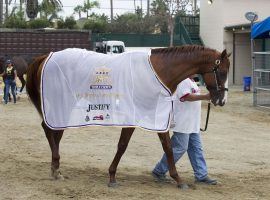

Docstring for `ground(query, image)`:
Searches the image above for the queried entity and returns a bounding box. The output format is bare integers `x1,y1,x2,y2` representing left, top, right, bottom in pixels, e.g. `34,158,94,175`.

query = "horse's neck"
150,54,206,93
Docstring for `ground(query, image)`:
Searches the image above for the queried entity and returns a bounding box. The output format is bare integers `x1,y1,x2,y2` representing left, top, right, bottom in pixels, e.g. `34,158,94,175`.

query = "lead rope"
200,102,211,132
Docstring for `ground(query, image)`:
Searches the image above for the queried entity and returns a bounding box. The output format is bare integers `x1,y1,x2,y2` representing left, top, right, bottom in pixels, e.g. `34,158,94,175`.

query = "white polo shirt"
170,78,201,134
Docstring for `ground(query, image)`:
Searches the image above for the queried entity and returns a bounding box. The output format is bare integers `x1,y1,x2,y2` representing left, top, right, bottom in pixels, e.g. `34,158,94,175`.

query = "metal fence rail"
253,52,270,108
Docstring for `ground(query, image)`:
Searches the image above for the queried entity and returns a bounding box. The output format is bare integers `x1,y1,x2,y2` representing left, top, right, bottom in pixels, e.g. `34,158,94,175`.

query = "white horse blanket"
41,48,172,132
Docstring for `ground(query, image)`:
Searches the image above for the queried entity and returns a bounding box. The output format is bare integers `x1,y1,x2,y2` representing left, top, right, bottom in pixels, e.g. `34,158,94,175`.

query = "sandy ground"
0,86,270,200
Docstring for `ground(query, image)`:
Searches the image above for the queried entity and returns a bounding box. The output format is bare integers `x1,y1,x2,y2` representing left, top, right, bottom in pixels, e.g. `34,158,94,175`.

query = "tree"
109,13,155,34
57,16,77,29
83,0,99,18
4,11,27,28
39,0,63,21
83,14,109,33
46,0,62,6
150,0,168,33
74,5,84,19
26,0,62,19
151,0,191,46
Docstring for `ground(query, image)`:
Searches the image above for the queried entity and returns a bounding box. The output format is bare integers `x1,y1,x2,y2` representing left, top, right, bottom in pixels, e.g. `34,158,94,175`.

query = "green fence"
92,33,183,47
92,15,202,47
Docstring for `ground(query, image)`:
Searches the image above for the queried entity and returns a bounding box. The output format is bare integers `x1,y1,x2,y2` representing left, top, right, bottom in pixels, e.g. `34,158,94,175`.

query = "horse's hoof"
177,183,189,190
55,173,65,180
51,169,65,180
107,182,118,188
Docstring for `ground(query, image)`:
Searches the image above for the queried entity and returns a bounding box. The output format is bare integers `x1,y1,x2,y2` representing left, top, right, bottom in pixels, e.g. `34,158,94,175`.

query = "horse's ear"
221,49,227,59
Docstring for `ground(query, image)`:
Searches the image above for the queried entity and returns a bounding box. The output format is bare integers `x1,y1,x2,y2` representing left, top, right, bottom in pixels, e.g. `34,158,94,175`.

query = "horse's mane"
152,45,216,54
151,45,218,63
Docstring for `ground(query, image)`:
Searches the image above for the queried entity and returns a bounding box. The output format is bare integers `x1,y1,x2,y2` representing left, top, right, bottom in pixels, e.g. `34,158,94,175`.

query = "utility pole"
0,0,3,24
193,0,197,15
20,0,23,13
5,0,8,19
110,0,113,22
176,0,179,7
147,0,149,16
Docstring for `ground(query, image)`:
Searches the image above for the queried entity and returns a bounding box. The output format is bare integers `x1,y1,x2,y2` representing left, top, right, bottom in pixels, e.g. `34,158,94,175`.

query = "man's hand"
204,93,211,101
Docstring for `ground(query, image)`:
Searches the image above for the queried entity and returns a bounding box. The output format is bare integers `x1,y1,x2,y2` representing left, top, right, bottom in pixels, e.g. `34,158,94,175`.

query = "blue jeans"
153,132,208,181
4,79,16,104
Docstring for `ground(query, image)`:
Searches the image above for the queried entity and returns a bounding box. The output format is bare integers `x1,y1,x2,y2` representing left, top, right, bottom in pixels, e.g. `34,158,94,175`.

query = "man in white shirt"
152,77,217,185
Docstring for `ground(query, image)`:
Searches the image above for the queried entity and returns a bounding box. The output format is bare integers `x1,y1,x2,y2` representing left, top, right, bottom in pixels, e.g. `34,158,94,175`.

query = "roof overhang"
224,23,251,33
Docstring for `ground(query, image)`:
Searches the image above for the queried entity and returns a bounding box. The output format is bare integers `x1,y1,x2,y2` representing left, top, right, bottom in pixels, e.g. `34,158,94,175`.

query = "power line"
6,3,148,11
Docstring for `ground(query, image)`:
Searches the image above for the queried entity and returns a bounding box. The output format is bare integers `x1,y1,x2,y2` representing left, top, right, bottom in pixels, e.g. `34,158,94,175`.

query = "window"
112,45,124,53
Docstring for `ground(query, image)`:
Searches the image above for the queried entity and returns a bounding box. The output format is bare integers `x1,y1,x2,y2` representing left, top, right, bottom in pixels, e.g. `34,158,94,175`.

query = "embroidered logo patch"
90,67,112,90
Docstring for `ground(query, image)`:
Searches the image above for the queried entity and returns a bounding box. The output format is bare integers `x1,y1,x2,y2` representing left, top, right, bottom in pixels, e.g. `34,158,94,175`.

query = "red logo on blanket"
93,115,104,120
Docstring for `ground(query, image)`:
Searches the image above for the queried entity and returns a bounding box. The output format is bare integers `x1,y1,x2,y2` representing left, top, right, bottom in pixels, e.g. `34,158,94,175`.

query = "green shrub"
28,18,50,29
4,16,28,28
57,16,77,29
64,16,77,29
83,19,108,33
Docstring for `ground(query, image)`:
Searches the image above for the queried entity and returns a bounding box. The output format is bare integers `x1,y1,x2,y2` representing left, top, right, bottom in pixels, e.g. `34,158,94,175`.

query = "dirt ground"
0,86,270,200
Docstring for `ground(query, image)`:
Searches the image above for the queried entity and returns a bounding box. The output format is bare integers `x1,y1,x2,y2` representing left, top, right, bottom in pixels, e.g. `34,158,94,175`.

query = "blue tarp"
251,17,270,39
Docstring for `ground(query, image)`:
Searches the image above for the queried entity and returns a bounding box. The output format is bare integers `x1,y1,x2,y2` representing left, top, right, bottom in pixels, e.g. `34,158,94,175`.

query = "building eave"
224,23,251,32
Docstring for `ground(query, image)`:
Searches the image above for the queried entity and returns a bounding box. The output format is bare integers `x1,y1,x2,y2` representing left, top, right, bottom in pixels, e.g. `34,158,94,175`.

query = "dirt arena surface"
0,86,270,200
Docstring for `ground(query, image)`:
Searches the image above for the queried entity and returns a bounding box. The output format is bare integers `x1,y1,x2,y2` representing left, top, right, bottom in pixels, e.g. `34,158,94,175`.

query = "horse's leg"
18,75,26,93
41,121,64,180
108,127,135,187
158,132,188,189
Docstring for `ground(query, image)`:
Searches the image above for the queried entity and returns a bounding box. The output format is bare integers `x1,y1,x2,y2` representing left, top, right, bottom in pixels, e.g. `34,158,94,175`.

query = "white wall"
200,0,224,51
201,0,270,50
200,0,270,85
223,0,270,26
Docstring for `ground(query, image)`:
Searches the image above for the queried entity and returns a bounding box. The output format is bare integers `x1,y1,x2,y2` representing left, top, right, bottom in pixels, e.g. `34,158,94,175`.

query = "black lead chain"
200,102,211,132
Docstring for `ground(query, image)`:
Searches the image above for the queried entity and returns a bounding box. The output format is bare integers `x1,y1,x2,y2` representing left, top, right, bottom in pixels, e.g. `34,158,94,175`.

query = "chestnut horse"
26,45,230,189
0,55,28,93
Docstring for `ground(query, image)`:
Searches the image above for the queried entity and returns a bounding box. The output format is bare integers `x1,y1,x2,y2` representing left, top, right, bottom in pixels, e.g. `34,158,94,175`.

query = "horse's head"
201,49,231,106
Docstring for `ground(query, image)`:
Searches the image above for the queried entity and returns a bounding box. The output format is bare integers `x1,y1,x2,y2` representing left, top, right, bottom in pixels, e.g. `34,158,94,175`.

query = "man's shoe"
195,176,217,185
151,171,171,183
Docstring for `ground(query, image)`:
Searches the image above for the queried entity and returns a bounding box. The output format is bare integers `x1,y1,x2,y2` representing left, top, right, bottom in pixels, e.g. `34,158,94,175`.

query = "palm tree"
74,5,84,19
46,0,63,7
26,0,62,20
83,0,99,19
39,0,63,21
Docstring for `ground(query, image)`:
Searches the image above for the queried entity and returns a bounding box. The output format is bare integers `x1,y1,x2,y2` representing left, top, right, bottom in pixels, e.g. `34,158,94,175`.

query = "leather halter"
202,59,229,93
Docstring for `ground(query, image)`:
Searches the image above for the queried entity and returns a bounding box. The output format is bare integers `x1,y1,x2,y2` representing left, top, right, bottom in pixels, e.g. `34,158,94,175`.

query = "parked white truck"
94,40,125,54
94,40,159,54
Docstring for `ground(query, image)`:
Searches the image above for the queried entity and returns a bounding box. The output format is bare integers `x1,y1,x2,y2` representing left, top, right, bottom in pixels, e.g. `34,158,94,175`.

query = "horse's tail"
26,54,48,116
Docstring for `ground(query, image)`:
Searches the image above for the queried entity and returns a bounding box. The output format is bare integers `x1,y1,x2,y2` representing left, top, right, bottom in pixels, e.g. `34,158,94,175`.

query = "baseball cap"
6,60,12,64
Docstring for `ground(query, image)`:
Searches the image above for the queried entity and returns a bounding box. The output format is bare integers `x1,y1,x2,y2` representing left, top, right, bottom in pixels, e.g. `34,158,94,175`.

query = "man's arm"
14,70,17,80
181,93,210,102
